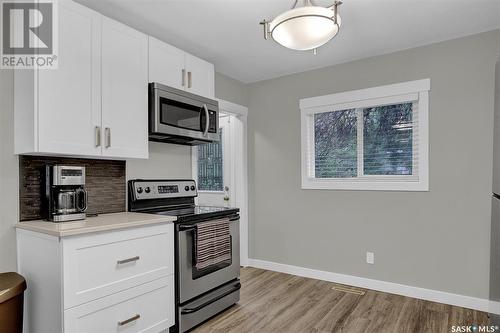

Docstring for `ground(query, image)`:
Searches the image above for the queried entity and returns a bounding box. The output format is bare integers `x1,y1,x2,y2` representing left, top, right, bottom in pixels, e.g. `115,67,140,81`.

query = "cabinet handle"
94,126,101,147
182,69,186,87
117,256,140,265
117,314,140,326
187,71,192,88
105,127,111,148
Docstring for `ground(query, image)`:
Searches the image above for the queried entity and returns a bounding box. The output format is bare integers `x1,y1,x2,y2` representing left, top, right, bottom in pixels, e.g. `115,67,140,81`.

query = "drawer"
63,223,174,309
64,276,174,333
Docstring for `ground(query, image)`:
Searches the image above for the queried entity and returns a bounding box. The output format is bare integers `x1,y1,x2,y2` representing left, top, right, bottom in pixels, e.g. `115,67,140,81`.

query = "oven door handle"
178,216,240,231
180,282,241,314
178,225,196,232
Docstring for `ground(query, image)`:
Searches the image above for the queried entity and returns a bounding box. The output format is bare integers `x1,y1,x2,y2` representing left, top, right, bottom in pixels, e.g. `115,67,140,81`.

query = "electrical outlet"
366,252,375,264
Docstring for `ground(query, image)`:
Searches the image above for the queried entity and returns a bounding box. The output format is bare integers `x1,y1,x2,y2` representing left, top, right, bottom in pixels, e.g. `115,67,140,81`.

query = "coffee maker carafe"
43,165,88,222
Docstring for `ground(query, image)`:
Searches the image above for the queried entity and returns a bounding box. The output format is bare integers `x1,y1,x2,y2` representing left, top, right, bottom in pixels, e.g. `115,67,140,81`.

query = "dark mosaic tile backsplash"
19,156,126,221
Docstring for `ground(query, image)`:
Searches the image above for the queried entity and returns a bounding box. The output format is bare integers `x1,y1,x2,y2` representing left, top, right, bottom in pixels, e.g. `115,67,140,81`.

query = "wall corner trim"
247,258,494,313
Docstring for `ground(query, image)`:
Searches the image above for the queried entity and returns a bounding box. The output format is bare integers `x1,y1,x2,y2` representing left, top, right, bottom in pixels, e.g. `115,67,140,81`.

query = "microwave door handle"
202,104,209,136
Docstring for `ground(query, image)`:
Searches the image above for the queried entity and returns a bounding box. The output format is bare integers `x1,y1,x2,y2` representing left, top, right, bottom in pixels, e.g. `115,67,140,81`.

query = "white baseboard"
490,300,500,314
248,258,495,314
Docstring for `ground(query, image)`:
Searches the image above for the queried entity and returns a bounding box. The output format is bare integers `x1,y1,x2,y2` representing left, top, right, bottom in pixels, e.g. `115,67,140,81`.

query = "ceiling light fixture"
260,0,342,54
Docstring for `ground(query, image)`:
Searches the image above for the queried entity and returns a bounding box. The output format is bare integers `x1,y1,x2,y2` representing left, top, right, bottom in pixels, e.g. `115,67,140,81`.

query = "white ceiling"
75,0,500,83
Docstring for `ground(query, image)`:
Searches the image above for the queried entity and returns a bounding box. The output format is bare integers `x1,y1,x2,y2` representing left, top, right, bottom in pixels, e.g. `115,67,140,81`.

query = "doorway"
193,113,231,206
191,100,249,266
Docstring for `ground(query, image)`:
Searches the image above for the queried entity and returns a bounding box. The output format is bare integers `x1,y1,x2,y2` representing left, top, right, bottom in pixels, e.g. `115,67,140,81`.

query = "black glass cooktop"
150,205,239,222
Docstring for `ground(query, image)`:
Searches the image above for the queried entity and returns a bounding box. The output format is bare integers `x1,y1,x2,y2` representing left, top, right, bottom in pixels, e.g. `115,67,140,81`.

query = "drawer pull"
117,256,140,265
117,314,140,326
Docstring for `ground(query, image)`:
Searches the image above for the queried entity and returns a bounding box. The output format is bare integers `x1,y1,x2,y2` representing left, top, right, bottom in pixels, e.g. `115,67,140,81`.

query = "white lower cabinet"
17,223,175,333
64,277,173,333
63,224,173,309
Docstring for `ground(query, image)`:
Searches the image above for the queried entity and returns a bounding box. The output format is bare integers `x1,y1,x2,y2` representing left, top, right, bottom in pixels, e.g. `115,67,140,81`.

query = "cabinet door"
185,54,215,99
37,0,102,156
148,36,185,89
63,224,173,309
64,276,174,333
101,17,148,159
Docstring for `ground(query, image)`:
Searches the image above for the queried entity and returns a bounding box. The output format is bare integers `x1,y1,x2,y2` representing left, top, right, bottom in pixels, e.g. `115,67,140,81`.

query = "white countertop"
15,212,176,237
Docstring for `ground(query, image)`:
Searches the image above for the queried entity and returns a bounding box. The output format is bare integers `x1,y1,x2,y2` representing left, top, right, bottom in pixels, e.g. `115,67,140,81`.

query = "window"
314,109,357,178
300,79,429,191
197,128,223,191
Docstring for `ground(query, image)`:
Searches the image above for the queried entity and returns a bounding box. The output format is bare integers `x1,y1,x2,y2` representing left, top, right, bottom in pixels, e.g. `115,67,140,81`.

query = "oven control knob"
137,187,143,194
190,186,196,191
184,186,189,191
144,187,151,193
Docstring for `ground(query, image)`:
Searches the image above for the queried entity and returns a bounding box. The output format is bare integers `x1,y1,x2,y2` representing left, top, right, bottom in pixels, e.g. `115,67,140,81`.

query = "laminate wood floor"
192,267,490,333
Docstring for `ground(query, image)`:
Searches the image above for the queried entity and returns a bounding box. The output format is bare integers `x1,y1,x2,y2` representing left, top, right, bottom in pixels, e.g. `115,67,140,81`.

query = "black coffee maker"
43,165,88,222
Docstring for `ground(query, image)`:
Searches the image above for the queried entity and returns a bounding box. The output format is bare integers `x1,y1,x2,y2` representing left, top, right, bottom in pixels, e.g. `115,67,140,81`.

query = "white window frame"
300,79,430,191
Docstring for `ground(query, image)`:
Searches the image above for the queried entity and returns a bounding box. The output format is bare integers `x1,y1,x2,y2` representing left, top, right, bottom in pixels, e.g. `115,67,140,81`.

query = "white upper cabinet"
15,0,102,156
148,37,185,90
148,37,215,99
37,0,102,156
185,54,215,99
14,0,214,159
14,0,149,159
101,17,148,159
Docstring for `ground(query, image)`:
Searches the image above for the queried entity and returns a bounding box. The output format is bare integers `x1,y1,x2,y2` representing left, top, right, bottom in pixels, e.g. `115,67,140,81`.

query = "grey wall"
0,69,18,272
126,143,192,181
491,52,500,302
247,30,500,299
215,72,249,106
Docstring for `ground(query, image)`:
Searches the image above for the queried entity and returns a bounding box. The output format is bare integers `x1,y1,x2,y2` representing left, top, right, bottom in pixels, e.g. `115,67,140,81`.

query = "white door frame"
191,99,249,267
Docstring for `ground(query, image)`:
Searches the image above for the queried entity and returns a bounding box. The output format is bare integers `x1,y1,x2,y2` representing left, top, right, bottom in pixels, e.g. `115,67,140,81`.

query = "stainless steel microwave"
149,83,219,145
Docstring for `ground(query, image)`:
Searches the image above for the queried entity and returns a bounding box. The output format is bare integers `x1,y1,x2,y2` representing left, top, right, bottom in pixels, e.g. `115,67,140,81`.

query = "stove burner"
149,206,238,223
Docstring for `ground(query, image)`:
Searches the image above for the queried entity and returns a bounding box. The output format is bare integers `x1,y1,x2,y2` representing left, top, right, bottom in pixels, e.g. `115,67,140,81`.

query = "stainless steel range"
128,179,240,333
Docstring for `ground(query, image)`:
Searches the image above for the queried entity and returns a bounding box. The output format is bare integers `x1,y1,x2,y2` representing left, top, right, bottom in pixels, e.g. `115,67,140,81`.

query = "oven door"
177,216,240,304
150,83,219,142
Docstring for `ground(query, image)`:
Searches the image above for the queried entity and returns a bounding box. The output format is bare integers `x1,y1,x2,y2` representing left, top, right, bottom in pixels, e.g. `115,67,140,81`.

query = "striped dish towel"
194,218,231,270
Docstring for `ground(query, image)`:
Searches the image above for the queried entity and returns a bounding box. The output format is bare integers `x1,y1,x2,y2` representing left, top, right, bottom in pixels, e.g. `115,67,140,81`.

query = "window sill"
301,179,429,191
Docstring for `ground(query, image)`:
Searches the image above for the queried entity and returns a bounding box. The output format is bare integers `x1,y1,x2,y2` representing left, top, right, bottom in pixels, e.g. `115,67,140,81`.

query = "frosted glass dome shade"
269,6,341,51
